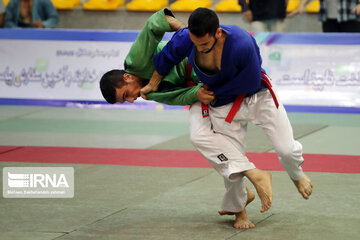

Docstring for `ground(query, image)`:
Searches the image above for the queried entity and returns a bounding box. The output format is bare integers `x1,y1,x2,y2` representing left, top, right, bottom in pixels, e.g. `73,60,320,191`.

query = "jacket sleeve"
4,0,18,28
41,0,59,28
0,0,5,14
146,84,202,106
152,28,193,77
125,9,173,79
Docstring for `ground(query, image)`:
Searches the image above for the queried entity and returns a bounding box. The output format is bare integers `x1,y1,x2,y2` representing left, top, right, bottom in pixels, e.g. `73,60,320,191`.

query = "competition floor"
0,105,359,240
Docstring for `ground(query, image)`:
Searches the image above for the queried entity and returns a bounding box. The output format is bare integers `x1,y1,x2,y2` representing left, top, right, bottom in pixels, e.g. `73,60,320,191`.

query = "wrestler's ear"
123,73,131,83
215,28,222,38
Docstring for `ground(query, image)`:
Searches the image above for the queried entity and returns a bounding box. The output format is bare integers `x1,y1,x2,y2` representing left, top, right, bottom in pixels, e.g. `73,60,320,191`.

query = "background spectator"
0,0,5,27
5,0,58,28
294,0,360,32
238,0,288,32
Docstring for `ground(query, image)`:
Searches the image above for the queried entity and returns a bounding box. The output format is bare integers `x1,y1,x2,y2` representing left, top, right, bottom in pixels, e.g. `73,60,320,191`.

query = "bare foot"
218,210,255,229
244,169,273,213
218,187,256,215
218,187,256,229
246,187,255,206
233,210,255,229
293,173,313,199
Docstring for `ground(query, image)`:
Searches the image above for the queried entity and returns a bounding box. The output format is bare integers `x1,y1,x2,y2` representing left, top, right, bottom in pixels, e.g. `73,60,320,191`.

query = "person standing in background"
293,0,360,32
0,0,5,27
238,0,289,32
5,0,58,28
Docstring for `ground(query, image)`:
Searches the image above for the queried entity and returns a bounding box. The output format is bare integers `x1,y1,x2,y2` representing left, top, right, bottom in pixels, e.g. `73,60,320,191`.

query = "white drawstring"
248,93,257,105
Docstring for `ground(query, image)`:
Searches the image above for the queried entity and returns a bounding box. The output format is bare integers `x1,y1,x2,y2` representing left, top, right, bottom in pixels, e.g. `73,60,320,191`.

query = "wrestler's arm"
154,28,193,77
146,82,214,106
125,9,175,78
146,84,202,105
141,28,193,97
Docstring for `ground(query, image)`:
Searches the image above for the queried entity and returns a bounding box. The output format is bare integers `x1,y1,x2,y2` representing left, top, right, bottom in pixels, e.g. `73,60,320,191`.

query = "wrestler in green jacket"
122,8,201,105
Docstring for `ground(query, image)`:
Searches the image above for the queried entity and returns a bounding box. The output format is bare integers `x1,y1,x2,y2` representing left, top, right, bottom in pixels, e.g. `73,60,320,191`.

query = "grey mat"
3,171,357,240
148,123,327,152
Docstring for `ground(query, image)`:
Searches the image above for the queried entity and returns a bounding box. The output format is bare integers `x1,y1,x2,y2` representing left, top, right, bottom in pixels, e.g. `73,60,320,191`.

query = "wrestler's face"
189,28,222,54
189,32,217,54
115,73,142,103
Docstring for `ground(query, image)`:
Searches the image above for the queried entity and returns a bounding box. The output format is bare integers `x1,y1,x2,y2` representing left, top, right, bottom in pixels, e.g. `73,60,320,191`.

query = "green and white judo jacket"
124,9,201,106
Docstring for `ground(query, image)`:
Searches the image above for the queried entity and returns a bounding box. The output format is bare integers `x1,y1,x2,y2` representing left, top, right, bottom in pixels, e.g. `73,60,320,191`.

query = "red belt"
225,70,279,124
261,69,279,109
225,94,246,123
186,65,278,124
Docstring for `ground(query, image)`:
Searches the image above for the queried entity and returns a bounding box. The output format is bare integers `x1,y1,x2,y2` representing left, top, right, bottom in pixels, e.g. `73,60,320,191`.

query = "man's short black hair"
99,69,126,104
188,8,219,37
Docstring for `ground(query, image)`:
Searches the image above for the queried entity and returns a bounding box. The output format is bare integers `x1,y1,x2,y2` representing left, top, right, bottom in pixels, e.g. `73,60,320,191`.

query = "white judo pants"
189,89,304,213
